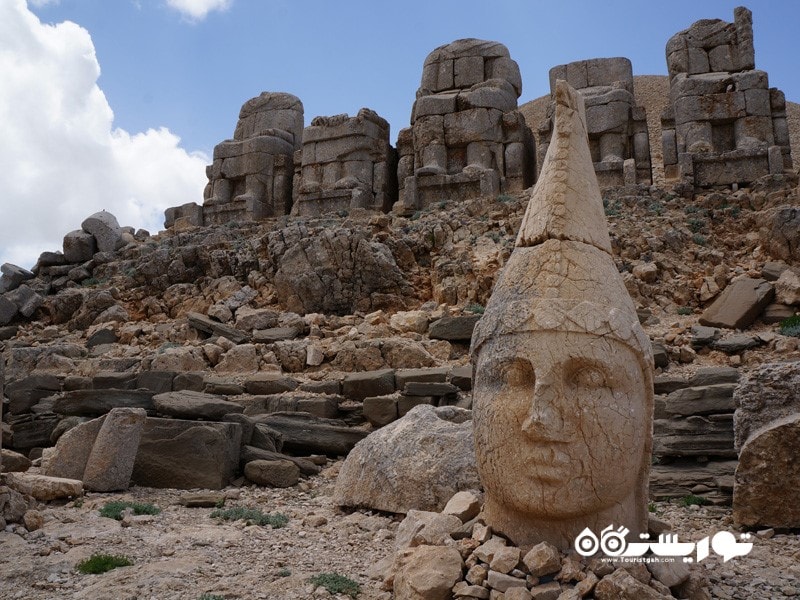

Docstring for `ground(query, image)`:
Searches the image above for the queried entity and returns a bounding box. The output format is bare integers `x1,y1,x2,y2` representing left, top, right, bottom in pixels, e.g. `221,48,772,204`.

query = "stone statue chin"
473,330,649,550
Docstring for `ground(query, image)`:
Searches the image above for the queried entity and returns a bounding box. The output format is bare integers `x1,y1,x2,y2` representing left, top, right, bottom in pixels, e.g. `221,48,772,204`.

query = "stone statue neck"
482,492,646,554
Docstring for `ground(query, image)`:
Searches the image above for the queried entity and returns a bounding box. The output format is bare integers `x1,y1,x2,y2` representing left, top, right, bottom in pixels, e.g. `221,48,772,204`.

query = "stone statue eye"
500,359,534,387
571,364,608,389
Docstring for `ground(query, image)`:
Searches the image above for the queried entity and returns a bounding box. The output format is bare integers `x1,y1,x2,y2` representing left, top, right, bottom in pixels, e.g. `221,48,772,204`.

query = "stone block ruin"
397,39,536,211
166,92,304,228
293,109,397,217
163,9,796,228
537,58,652,187
661,7,793,187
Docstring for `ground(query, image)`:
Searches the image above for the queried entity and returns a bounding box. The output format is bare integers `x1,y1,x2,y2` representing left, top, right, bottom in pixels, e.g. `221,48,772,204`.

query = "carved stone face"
473,330,648,519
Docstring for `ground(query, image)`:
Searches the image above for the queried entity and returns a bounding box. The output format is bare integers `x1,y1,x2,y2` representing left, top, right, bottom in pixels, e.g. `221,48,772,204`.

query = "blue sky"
2,0,798,269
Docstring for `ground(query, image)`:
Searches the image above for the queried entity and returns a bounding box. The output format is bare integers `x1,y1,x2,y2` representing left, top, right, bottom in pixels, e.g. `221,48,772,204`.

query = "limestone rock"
734,413,800,528
82,408,146,492
442,491,481,522
594,568,670,600
270,225,413,315
522,542,561,577
0,263,34,294
342,369,395,401
244,459,300,488
5,473,82,501
0,449,32,473
775,269,800,305
394,544,464,600
81,210,122,253
334,404,479,513
698,277,774,329
153,390,244,420
395,510,463,550
734,361,800,449
62,229,97,263
428,315,481,341
53,389,154,417
255,413,366,455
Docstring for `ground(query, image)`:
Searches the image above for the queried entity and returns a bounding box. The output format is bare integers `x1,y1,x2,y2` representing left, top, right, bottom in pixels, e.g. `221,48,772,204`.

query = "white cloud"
0,0,208,269
165,0,232,22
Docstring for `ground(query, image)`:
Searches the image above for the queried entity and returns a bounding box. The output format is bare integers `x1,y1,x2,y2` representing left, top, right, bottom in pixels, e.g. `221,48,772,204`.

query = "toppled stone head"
471,81,653,552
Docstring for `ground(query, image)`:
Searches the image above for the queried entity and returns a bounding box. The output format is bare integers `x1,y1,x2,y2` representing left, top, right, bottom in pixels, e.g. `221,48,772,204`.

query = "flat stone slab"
699,277,774,329
53,389,154,417
428,315,481,341
153,390,244,420
256,413,368,456
187,311,250,344
664,383,737,416
5,473,83,501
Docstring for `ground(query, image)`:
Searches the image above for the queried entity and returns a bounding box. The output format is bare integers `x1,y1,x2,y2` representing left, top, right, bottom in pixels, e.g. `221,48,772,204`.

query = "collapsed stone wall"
292,109,397,217
538,57,652,187
661,7,793,188
397,38,536,212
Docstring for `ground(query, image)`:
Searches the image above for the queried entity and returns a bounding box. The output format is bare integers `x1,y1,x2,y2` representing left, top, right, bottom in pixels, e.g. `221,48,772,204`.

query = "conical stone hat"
472,80,652,372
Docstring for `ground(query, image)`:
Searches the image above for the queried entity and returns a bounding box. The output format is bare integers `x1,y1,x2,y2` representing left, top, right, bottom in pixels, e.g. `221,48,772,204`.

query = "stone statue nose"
522,379,564,436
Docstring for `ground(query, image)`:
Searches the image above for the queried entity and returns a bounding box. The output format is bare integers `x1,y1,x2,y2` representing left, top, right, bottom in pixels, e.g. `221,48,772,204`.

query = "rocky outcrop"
268,223,415,315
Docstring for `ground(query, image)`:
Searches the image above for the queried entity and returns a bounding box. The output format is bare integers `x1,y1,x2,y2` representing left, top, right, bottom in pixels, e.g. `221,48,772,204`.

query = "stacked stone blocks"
293,109,397,216
538,57,652,187
661,7,792,187
397,38,535,211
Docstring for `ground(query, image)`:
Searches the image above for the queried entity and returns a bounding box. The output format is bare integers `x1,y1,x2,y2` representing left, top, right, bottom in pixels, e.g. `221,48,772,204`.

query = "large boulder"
131,418,242,489
334,404,480,513
734,361,800,449
733,413,800,528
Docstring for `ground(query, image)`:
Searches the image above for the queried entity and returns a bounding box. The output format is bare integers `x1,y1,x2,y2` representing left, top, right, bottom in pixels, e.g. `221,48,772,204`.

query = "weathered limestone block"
295,108,397,216
244,459,300,488
0,263,34,294
81,211,123,253
131,418,242,489
541,57,651,186
471,82,653,552
153,390,243,421
200,92,303,225
733,361,800,450
399,38,535,211
44,415,106,480
334,405,479,513
255,413,367,456
698,277,774,329
734,414,800,528
82,408,146,492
